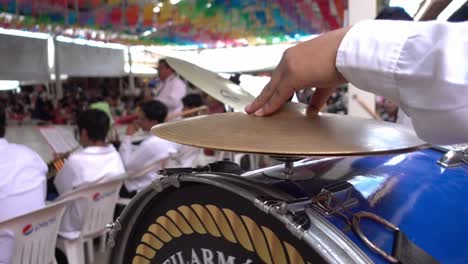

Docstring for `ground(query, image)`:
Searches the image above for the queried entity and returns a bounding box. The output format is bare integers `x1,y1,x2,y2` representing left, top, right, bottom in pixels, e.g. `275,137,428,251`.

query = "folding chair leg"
61,240,85,264
99,232,107,253
85,240,94,264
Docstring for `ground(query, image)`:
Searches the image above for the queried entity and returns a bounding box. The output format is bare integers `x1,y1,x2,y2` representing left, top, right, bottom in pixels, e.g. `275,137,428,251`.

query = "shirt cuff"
335,20,413,104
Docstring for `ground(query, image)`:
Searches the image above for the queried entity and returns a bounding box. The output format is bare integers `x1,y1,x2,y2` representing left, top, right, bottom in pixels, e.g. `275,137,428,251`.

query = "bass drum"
109,172,371,264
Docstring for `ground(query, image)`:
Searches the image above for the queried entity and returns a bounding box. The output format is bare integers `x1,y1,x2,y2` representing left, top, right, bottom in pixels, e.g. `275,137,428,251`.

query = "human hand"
245,27,350,116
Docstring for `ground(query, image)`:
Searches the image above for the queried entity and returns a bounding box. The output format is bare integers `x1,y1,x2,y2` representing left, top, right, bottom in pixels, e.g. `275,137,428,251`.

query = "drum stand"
263,156,310,180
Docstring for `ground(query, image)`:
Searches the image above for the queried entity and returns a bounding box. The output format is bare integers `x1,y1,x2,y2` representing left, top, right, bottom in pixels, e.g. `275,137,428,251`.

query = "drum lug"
106,218,122,248
276,198,312,215
254,198,284,214
286,217,307,240
151,176,181,192
254,198,310,240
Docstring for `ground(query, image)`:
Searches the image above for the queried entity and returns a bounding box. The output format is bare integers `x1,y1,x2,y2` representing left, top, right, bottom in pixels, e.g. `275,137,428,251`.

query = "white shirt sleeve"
119,136,157,172
336,20,468,145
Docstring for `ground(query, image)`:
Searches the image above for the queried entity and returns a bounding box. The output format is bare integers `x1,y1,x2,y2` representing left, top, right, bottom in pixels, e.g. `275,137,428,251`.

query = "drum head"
113,183,326,264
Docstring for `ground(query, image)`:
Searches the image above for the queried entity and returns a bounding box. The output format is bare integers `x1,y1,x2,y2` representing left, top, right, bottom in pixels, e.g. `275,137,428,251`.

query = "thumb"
306,87,336,115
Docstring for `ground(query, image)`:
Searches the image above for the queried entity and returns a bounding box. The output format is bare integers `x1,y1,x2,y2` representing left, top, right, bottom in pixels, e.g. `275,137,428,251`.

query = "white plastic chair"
56,177,123,264
0,201,68,264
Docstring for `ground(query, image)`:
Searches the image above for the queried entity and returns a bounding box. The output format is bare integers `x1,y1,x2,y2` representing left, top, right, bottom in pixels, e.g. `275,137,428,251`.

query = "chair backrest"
58,177,123,238
0,201,68,264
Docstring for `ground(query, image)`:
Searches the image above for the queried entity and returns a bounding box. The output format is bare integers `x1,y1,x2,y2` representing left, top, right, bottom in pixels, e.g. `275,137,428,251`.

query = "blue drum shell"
244,148,468,264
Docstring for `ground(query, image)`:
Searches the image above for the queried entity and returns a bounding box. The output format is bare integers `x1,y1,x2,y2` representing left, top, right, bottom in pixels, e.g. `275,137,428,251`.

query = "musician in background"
0,105,47,263
119,100,178,196
154,59,187,115
182,94,205,118
54,109,125,239
167,94,205,168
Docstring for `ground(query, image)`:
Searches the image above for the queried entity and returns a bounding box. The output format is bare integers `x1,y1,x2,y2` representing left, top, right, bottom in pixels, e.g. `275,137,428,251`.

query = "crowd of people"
0,59,220,263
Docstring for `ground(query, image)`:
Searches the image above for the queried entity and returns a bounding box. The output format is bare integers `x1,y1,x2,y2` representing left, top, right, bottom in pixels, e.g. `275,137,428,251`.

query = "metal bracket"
312,182,358,216
254,197,311,240
437,148,468,168
106,218,122,248
286,220,307,240
151,175,181,192
276,198,312,215
254,198,283,214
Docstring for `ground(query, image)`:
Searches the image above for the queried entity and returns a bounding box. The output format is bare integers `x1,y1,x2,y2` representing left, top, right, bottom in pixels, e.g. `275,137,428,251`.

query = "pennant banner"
0,0,346,45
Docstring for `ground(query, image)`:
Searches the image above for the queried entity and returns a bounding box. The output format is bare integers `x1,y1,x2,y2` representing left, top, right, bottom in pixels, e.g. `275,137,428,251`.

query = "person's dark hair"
376,7,413,21
0,104,5,137
158,59,174,72
139,100,168,123
182,94,203,108
77,109,109,142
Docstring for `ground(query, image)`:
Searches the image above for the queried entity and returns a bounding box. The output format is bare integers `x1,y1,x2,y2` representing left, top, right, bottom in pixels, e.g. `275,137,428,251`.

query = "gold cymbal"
152,102,428,156
166,57,255,111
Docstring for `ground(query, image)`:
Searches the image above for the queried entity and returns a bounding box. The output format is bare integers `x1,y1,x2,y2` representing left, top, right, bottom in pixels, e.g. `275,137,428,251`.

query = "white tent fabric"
56,41,125,77
0,33,49,81
148,44,295,73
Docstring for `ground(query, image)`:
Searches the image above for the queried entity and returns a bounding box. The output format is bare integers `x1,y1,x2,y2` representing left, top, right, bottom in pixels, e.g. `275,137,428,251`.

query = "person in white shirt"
168,94,204,168
0,106,48,263
54,109,125,239
245,20,468,145
119,100,178,195
154,59,187,115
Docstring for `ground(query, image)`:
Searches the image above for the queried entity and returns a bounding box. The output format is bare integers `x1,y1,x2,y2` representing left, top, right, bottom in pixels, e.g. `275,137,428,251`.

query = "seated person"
167,94,204,168
0,105,47,263
119,100,178,195
182,94,205,117
54,109,125,239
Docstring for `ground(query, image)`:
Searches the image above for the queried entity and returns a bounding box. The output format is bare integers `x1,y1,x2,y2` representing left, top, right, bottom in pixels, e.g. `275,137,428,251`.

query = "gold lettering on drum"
157,216,183,238
206,205,237,243
261,226,288,264
142,233,163,250
191,204,222,237
178,205,208,234
284,242,305,264
222,209,254,252
136,244,157,259
132,255,150,264
241,216,273,264
148,223,173,243
166,210,195,235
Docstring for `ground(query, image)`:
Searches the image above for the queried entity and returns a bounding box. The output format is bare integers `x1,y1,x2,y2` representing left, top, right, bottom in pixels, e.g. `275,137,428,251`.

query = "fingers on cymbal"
307,88,335,115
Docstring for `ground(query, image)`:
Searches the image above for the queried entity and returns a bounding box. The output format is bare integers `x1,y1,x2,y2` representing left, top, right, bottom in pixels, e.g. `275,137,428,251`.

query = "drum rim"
109,173,373,264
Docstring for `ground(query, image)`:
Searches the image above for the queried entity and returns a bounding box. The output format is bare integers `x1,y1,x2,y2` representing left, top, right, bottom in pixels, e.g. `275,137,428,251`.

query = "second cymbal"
166,57,255,111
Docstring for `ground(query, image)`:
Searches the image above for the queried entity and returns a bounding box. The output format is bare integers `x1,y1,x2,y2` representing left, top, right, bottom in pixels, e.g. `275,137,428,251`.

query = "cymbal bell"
166,57,255,111
152,102,428,156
